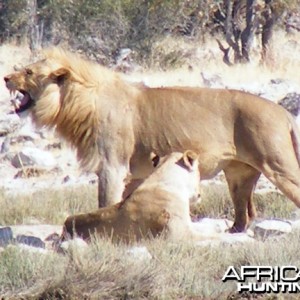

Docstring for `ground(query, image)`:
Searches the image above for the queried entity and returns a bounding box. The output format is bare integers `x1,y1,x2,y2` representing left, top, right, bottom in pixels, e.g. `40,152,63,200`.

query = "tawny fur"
5,47,300,232
62,151,206,243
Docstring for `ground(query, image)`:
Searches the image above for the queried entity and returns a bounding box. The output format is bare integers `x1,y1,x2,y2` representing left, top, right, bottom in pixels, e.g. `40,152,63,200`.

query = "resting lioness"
4,48,300,232
62,151,204,243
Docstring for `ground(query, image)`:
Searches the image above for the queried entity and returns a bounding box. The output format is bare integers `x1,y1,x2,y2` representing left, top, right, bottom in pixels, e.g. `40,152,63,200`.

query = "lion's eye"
25,68,33,75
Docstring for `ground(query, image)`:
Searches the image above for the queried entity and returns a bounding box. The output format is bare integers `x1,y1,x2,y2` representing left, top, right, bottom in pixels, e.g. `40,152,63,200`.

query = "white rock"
291,219,300,228
219,233,255,244
0,113,20,136
196,233,255,247
126,246,152,260
17,122,40,141
10,224,62,241
60,238,88,251
5,244,48,255
192,218,233,235
11,147,57,168
254,219,292,239
17,243,49,254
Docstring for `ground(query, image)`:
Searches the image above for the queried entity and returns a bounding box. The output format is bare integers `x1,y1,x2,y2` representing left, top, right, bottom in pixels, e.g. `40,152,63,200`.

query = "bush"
1,1,300,67
0,0,221,66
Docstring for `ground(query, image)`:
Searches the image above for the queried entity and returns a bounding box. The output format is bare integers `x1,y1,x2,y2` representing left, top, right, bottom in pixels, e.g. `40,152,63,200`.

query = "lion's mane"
37,48,126,171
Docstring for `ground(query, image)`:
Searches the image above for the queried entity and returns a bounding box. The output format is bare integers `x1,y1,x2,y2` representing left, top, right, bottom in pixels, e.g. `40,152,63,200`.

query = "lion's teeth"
9,89,17,97
11,99,20,109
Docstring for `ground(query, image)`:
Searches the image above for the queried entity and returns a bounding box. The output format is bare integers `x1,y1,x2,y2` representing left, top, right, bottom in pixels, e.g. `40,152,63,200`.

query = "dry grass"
0,182,298,299
195,184,296,221
1,230,300,299
0,182,296,226
132,30,300,94
0,182,297,299
0,185,97,225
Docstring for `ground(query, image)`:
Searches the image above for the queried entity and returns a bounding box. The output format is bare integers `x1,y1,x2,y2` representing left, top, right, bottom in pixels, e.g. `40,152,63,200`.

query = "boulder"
196,232,255,247
193,218,255,246
0,227,13,247
192,218,233,235
10,224,62,241
200,72,223,88
126,246,152,260
278,92,300,116
59,238,88,253
17,122,40,142
0,114,20,137
11,147,57,168
0,137,10,153
219,233,255,244
16,235,45,249
253,219,292,240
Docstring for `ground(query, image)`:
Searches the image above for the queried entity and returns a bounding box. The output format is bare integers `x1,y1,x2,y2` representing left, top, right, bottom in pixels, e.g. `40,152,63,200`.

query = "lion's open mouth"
10,90,34,114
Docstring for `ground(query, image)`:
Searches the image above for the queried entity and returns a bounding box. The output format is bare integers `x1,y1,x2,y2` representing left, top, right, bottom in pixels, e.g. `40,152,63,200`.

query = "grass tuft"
1,231,300,299
0,185,97,225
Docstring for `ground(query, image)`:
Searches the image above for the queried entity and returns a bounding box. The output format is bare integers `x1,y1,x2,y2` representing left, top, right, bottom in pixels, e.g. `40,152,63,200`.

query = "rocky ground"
1,44,300,255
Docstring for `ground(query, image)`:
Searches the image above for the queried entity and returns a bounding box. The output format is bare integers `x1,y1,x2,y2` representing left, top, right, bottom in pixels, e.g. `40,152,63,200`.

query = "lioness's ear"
49,67,70,84
150,152,160,168
183,150,198,171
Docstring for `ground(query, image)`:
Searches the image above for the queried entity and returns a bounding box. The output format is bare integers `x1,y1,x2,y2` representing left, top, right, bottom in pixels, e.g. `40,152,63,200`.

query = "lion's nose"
4,75,11,83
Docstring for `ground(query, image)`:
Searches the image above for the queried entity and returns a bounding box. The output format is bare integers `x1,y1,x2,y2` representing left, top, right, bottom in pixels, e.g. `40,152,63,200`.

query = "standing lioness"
62,151,203,243
4,48,300,232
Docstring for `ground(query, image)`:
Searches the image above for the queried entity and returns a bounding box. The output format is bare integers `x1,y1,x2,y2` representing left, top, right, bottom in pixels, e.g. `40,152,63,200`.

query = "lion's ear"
182,150,198,171
49,67,70,84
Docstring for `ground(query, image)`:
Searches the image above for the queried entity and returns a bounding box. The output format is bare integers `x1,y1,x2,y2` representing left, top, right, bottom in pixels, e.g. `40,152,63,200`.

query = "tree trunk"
26,0,42,52
224,0,242,63
241,0,255,62
261,0,275,61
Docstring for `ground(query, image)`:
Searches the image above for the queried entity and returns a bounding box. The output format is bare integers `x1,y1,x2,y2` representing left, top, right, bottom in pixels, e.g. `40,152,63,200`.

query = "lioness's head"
147,150,201,206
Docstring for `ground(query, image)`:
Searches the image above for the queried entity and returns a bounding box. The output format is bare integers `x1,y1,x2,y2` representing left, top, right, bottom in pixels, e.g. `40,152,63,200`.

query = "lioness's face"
152,151,202,207
4,59,63,114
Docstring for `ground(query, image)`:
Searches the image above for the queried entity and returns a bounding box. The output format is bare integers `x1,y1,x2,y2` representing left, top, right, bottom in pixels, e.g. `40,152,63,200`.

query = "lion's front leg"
97,163,129,208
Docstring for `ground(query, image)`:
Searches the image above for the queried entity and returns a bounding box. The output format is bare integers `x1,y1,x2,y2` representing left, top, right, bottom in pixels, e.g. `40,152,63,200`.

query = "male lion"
4,48,300,232
61,151,205,243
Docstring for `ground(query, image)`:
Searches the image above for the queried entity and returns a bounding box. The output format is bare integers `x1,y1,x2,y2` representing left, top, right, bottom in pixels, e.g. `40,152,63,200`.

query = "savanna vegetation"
0,184,299,299
1,0,300,67
1,1,300,299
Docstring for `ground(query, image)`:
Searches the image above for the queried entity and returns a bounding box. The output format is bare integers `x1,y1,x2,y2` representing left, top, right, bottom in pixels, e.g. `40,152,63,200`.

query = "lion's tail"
288,112,300,168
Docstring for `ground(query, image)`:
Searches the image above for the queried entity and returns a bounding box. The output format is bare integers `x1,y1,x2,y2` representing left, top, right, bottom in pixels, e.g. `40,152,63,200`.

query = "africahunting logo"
222,266,300,293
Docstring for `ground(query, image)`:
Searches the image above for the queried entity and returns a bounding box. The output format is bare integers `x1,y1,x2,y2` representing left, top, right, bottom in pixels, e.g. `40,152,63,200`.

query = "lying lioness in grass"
62,151,207,243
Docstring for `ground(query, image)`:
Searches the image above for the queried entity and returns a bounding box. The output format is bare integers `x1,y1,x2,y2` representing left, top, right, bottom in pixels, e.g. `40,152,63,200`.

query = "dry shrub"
0,181,295,226
194,183,295,221
195,184,234,219
0,246,66,298
0,185,97,225
2,230,300,299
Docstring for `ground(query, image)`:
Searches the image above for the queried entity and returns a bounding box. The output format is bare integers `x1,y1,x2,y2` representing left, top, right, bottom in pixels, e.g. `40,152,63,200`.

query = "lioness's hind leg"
224,162,261,233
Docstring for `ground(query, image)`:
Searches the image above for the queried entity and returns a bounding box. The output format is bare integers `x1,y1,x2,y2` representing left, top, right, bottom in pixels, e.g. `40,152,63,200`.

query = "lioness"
62,151,203,243
4,48,300,232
